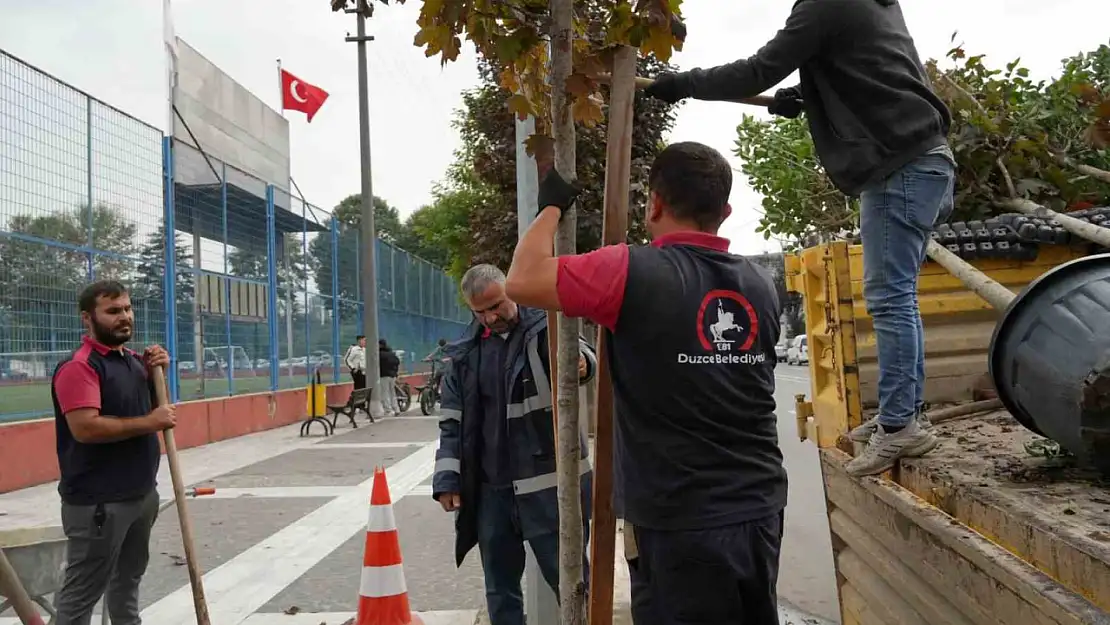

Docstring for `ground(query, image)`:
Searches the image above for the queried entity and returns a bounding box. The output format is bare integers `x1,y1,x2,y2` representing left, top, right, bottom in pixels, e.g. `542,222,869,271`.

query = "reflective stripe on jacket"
433,305,596,565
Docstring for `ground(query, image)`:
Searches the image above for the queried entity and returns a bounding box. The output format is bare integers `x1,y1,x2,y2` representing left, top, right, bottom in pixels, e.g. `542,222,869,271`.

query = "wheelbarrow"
0,487,214,624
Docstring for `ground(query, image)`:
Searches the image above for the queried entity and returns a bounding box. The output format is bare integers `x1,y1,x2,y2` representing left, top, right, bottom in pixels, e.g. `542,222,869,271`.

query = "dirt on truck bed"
893,409,1110,610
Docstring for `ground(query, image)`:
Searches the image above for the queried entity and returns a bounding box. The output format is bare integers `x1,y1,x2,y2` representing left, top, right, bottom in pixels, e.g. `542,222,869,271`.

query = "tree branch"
1053,153,1110,184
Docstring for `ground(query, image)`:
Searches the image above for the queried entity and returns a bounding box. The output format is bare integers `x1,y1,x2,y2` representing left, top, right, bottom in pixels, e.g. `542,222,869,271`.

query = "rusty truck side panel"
786,242,1109,624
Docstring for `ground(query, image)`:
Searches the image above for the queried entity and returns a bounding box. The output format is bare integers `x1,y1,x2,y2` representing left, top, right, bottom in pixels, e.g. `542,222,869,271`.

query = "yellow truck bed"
824,410,1110,625
787,242,1110,624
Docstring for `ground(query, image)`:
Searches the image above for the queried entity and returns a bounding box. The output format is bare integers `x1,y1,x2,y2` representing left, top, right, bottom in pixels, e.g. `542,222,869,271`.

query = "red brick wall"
0,373,428,494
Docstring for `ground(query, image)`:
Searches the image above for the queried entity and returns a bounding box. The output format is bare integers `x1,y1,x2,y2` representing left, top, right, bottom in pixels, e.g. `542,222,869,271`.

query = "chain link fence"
0,49,470,422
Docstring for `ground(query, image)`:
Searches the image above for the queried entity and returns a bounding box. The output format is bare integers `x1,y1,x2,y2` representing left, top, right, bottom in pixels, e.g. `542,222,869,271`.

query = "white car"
786,335,808,366
774,339,788,360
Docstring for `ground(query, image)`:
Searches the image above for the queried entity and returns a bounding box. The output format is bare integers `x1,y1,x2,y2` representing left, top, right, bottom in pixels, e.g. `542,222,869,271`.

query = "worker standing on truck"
505,142,788,625
432,264,597,625
641,0,956,477
50,280,174,625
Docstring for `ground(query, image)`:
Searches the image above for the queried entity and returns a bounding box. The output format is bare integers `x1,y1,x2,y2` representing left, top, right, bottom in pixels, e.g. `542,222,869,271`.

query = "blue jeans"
476,483,590,625
860,151,955,428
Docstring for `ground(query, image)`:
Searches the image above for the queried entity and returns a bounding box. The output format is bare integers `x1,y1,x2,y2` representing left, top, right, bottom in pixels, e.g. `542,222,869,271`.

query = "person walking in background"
344,335,367,390
641,0,953,477
50,280,176,625
433,264,597,625
376,338,401,417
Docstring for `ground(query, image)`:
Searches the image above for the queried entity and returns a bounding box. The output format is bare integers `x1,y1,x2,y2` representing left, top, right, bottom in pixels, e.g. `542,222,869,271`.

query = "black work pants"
351,370,366,390
628,512,783,625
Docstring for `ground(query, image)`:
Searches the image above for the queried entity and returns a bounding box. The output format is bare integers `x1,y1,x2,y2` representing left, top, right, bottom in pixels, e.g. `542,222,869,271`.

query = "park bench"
329,386,373,430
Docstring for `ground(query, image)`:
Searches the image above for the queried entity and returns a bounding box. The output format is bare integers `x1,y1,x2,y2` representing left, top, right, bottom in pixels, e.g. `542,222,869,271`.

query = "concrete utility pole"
345,0,381,389
515,113,560,625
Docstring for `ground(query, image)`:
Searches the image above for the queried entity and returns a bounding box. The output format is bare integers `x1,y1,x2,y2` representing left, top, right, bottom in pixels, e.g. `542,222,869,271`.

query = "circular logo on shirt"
695,289,759,352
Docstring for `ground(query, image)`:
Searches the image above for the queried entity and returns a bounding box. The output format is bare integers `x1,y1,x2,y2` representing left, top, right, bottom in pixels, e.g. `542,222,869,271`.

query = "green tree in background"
134,225,194,303
308,194,405,311
398,56,678,276
0,205,137,352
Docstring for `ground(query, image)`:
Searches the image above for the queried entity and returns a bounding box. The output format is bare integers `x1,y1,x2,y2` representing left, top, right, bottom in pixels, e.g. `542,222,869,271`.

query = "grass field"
0,372,324,424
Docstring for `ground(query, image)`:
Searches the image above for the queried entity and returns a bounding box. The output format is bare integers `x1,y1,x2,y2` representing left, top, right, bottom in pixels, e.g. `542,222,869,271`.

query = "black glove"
537,168,582,219
768,86,804,119
643,72,690,104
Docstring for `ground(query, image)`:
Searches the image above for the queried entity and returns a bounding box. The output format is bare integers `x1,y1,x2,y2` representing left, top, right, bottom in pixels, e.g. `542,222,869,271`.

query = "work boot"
848,408,933,443
845,419,939,477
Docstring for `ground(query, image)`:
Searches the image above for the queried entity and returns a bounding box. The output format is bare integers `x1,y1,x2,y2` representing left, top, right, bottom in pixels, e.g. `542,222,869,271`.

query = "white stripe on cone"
367,503,397,532
359,563,408,598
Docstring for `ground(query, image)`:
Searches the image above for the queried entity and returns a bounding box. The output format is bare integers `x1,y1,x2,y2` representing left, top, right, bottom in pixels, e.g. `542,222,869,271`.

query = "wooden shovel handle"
152,366,211,625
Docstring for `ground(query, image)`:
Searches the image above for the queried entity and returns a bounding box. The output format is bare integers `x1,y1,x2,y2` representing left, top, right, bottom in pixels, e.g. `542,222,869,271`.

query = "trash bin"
305,369,327,419
989,253,1110,471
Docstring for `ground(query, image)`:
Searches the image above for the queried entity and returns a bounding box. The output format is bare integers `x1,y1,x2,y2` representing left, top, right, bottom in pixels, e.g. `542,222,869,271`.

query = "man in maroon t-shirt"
505,142,788,625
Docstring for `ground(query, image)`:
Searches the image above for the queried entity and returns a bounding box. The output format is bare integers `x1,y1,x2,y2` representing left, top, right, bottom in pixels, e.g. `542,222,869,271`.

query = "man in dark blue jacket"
643,0,954,477
432,263,597,625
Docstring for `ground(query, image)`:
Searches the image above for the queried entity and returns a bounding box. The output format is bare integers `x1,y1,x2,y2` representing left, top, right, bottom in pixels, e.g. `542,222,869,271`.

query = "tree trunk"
1002,197,1110,249
548,0,586,622
925,240,1016,310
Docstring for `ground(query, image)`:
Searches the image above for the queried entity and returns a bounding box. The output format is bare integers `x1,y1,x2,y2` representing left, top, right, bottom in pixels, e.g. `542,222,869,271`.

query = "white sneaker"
849,410,934,443
845,420,939,477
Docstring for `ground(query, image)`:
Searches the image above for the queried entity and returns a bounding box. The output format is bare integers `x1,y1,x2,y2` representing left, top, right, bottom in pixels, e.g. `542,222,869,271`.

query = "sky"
0,0,1107,256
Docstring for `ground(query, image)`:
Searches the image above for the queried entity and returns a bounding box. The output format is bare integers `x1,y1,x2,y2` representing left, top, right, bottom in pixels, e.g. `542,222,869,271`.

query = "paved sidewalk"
0,410,482,625
1,366,839,624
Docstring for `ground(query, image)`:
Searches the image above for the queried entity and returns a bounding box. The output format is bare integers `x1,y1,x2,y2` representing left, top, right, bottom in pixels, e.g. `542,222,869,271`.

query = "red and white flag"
280,69,329,122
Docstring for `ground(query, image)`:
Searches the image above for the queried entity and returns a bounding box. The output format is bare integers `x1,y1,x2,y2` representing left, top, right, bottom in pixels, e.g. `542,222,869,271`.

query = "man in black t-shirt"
505,142,788,624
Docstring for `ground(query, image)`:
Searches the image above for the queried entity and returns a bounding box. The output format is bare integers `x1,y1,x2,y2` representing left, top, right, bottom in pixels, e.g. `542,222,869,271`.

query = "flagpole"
276,58,284,115
275,58,297,384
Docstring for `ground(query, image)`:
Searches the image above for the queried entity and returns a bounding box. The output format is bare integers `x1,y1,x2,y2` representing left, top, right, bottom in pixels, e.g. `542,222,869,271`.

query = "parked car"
774,339,789,361
786,335,808,366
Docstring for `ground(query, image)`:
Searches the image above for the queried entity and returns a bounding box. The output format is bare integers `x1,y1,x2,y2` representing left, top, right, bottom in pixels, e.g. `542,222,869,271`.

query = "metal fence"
0,49,470,422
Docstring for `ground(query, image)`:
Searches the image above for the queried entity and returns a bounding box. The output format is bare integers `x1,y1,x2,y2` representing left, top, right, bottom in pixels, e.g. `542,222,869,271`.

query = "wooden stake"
587,44,637,625
0,547,46,625
151,367,211,625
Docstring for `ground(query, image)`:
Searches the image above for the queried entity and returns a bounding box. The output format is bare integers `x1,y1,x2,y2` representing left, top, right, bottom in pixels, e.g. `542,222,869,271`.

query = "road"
0,366,838,624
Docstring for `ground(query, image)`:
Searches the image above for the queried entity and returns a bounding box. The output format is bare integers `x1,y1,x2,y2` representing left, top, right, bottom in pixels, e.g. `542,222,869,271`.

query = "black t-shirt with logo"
609,243,787,530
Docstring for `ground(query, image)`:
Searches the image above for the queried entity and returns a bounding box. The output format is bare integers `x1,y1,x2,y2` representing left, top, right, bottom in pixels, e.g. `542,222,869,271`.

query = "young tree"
329,1,685,620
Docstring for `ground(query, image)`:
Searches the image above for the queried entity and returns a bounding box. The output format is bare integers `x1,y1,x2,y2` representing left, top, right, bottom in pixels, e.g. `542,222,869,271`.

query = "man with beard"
432,263,596,625
50,280,175,625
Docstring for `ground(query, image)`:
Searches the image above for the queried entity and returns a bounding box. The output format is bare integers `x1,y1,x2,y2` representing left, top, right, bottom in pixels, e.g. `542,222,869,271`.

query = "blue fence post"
330,216,341,384
301,201,310,384
162,137,180,403
221,162,233,395
266,185,280,390
86,97,95,281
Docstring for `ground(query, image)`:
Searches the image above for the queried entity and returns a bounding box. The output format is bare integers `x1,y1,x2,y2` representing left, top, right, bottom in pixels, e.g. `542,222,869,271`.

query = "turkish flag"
281,69,329,122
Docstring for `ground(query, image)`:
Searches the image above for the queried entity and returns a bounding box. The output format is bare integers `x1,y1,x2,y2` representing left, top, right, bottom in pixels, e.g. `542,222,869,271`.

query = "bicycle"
417,376,441,415
417,356,449,415
395,378,413,413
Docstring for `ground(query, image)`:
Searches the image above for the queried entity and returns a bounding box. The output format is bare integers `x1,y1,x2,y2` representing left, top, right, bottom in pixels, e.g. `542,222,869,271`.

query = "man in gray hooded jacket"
645,0,955,481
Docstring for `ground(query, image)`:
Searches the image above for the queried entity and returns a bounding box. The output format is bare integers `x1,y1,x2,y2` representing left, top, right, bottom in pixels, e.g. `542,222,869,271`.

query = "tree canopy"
735,42,1110,245
393,55,677,277
332,0,684,161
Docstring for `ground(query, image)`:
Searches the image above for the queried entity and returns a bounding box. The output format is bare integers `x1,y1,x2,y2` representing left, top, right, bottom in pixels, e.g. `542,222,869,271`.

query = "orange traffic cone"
357,466,422,625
